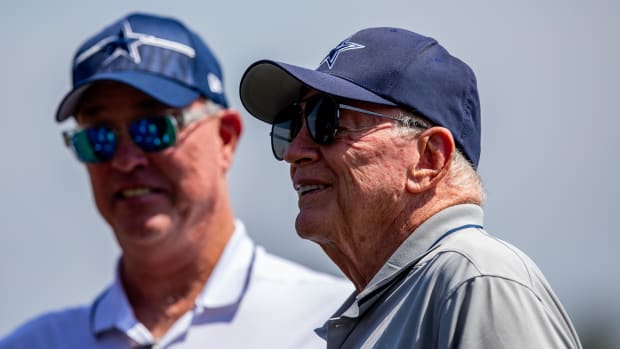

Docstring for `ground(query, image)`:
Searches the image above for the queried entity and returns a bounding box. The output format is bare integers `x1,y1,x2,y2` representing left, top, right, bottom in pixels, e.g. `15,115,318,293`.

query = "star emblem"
320,39,365,69
75,20,196,67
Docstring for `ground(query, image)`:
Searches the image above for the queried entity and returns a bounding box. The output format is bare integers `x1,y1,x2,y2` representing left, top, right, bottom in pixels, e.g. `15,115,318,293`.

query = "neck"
320,208,416,292
121,258,210,339
120,211,235,339
324,187,468,292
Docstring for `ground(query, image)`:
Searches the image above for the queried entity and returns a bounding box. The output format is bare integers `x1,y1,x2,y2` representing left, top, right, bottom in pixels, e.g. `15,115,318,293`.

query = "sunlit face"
76,82,228,253
283,95,418,252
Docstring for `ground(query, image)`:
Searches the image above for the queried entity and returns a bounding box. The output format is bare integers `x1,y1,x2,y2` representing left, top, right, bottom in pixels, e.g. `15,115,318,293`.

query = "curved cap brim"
239,60,396,124
55,71,200,121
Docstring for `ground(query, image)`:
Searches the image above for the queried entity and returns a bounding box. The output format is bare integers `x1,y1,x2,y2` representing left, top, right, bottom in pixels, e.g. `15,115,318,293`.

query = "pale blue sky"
1,0,618,345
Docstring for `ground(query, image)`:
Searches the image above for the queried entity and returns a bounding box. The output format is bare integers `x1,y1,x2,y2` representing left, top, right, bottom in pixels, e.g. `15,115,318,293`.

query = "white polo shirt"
0,220,352,348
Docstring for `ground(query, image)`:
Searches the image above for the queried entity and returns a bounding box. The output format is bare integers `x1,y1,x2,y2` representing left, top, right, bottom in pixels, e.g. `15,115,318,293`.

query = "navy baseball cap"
56,12,228,121
239,27,481,168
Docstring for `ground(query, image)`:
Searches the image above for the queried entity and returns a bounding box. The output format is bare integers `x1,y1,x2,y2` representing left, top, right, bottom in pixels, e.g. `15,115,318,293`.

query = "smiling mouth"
116,187,155,199
296,184,328,196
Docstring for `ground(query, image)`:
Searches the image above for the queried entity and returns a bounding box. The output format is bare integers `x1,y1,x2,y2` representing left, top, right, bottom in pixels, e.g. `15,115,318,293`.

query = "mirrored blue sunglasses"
62,103,221,164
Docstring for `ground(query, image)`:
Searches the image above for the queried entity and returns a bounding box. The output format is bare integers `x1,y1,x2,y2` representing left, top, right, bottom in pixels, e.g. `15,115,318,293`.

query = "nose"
282,119,319,165
109,134,149,172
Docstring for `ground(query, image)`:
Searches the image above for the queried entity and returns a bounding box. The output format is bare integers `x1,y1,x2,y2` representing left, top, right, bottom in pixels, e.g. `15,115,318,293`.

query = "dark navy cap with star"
239,27,481,169
56,12,228,121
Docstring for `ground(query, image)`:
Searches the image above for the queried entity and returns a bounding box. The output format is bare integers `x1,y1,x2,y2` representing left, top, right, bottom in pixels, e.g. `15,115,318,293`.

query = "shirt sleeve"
436,275,582,349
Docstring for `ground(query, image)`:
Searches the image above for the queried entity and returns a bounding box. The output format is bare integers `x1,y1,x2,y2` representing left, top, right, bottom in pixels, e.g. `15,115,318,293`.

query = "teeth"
297,184,326,195
122,188,151,198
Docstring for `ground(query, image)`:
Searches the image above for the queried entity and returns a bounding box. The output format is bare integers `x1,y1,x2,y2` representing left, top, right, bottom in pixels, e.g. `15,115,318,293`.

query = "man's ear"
406,127,455,194
218,109,243,167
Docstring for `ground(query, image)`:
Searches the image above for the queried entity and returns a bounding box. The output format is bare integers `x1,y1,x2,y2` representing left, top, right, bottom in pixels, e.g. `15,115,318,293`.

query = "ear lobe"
406,127,455,193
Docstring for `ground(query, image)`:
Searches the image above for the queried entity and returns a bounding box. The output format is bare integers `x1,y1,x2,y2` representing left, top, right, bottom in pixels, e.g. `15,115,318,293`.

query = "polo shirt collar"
363,204,483,296
90,219,255,337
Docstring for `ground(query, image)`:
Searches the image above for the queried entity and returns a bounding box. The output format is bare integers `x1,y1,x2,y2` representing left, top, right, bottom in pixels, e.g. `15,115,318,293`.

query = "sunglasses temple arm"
337,104,401,122
338,103,429,129
179,101,223,127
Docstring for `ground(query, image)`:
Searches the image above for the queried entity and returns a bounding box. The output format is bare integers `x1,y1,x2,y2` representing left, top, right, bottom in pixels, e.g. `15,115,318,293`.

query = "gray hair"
447,150,486,205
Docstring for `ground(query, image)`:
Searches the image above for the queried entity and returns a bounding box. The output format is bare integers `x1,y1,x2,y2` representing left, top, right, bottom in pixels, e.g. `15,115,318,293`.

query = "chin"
295,213,328,243
113,215,172,241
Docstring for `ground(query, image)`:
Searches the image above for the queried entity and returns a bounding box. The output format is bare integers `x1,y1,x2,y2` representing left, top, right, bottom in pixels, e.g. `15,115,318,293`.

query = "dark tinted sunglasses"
63,103,220,164
271,94,426,160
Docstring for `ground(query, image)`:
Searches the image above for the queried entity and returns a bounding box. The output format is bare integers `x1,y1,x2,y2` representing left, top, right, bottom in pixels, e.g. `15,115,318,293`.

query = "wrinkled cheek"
342,164,400,209
337,169,369,215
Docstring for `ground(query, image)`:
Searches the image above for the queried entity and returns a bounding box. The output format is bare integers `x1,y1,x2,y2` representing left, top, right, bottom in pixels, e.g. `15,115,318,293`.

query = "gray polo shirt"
316,204,582,348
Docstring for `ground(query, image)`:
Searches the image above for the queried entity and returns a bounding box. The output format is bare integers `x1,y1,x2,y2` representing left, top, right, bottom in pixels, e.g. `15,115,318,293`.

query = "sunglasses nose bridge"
109,130,149,171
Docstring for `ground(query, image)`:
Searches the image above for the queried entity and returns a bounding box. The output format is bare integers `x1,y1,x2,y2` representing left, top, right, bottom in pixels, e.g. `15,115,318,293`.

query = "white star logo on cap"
207,73,223,94
75,20,196,67
320,39,365,69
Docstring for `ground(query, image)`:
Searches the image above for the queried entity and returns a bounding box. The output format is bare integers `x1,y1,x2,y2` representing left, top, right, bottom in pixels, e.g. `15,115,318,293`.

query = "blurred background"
1,0,618,347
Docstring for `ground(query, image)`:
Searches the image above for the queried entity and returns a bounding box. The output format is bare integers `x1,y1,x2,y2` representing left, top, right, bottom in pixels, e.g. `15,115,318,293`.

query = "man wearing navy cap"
239,27,583,348
0,13,351,348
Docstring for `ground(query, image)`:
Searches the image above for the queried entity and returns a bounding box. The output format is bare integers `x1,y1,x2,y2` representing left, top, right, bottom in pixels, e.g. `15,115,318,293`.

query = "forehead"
76,82,167,122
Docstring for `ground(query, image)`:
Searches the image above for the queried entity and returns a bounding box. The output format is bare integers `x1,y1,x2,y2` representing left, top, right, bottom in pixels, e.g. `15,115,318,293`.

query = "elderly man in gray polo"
239,27,583,348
